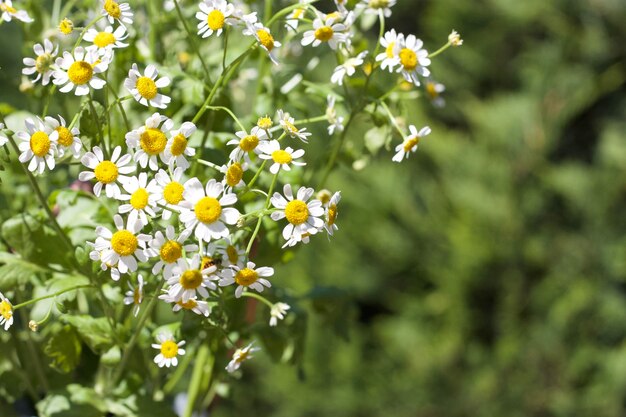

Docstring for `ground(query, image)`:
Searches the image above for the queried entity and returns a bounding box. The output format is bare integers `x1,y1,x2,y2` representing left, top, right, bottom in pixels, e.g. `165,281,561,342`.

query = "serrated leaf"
44,325,82,374
0,251,48,290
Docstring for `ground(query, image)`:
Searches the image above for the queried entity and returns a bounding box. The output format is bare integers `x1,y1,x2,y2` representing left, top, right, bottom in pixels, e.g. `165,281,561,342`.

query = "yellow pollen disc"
403,137,418,152
160,340,179,358
0,4,17,13
94,31,116,48
136,76,158,100
271,150,292,164
328,204,338,226
56,127,73,147
257,116,272,129
0,300,12,320
194,197,222,224
426,82,438,98
399,48,418,71
225,163,243,187
385,42,395,58
130,188,149,210
285,200,309,225
94,160,118,184
59,18,73,35
207,9,225,30
163,182,184,204
292,8,304,19
170,133,188,156
29,131,51,157
256,29,275,51
133,288,141,305
140,128,167,155
314,26,334,42
111,230,138,257
236,349,250,363
68,61,93,85
104,0,121,18
160,240,182,264
201,256,216,270
235,268,258,286
239,135,259,152
35,54,53,73
180,270,203,290
226,245,238,264
177,299,198,310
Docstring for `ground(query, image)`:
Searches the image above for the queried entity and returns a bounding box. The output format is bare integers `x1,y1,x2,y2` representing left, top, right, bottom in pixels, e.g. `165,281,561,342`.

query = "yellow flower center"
257,116,272,130
68,61,93,85
403,137,418,152
35,53,53,73
239,135,259,152
225,163,243,187
163,182,184,205
235,268,258,286
140,128,167,155
399,48,418,71
177,299,198,310
133,287,141,305
285,200,309,225
235,349,250,363
130,188,149,210
271,150,292,164
160,240,182,264
226,245,238,264
136,76,158,100
283,119,298,134
0,4,17,13
160,340,179,358
0,300,12,320
426,82,438,98
94,161,118,184
29,131,51,157
59,18,73,35
194,197,222,224
201,256,216,270
256,29,275,51
104,0,121,18
314,26,334,42
180,270,203,290
369,0,389,8
317,190,331,205
170,133,187,156
56,127,73,147
328,204,338,226
207,9,225,30
111,230,138,257
385,41,395,58
292,8,305,19
94,31,116,48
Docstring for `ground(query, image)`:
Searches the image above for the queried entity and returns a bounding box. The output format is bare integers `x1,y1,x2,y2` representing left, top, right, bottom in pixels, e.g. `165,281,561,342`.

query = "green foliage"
44,325,82,374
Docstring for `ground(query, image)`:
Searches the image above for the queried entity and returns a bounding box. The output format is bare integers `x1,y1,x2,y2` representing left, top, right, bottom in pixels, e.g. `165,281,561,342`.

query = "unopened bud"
29,320,38,332
448,30,463,47
59,18,74,35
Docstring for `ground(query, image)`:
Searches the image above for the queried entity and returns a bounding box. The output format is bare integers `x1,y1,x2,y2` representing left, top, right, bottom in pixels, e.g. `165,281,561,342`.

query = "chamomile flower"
220,161,248,191
258,140,306,175
153,168,185,220
285,1,306,31
101,0,133,25
356,0,396,18
0,292,13,331
396,34,430,86
324,191,341,235
376,29,402,72
53,47,108,96
219,261,273,298
216,240,245,268
125,112,174,170
226,343,260,373
331,50,368,85
58,18,73,35
226,126,269,162
179,178,240,243
158,293,211,317
244,22,281,65
22,39,57,86
270,184,324,243
84,24,128,51
0,123,7,147
196,0,235,38
326,95,344,135
165,254,217,303
123,275,144,317
88,244,121,281
146,226,197,278
94,214,150,279
257,115,273,132
162,121,196,170
116,172,160,226
392,125,431,162
44,115,81,158
124,64,171,109
277,109,311,142
15,117,58,174
1,1,32,22
425,79,445,107
79,146,135,198
269,302,290,326
301,14,347,50
152,333,185,368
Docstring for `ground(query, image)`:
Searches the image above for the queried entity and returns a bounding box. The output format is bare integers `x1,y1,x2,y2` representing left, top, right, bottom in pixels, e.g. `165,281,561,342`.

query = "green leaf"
36,385,107,417
44,325,82,374
63,315,116,353
0,251,47,290
364,125,391,155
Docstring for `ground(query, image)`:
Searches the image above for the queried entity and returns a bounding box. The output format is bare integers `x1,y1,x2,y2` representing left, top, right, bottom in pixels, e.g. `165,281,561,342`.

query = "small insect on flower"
219,261,273,298
84,24,128,51
396,34,430,86
58,18,73,35
331,51,368,86
226,343,260,373
44,115,82,158
125,113,174,170
326,95,344,135
356,0,397,18
276,109,312,142
376,29,402,72
324,191,341,235
123,275,144,317
22,39,58,86
165,254,218,303
302,13,347,50
53,47,108,96
163,121,196,170
116,172,160,226
153,168,185,220
196,0,236,38
270,184,324,244
244,21,281,65
0,123,7,147
258,140,306,175
16,117,58,174
101,0,133,25
146,225,197,279
392,125,431,163
124,64,171,109
0,291,13,331
159,293,211,317
269,302,290,327
1,0,33,23
227,126,269,162
152,333,186,368
79,146,135,198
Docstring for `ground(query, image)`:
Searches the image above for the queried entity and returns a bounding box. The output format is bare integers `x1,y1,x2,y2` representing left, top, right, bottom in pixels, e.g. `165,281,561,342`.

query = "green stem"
245,160,267,190
12,284,93,310
42,86,56,117
183,344,211,417
245,172,279,260
173,0,213,86
204,105,246,131
162,345,195,394
107,86,130,132
87,93,106,156
317,110,356,189
240,291,274,308
197,158,222,171
72,15,103,52
222,28,228,71
428,41,452,59
379,101,405,137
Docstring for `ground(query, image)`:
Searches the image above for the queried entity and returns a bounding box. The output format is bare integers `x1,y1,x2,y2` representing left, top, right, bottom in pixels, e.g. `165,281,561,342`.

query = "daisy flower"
324,191,341,235
269,302,290,326
220,160,248,191
44,115,82,158
326,95,344,135
124,64,171,109
179,178,240,243
392,125,431,162
22,39,57,86
331,50,368,85
396,34,430,86
226,126,269,162
88,244,121,281
277,109,311,142
425,79,446,107
356,0,396,18
15,117,58,174
79,146,135,198
1,1,32,22
0,123,7,147
83,24,128,51
53,47,108,96
301,14,347,50
158,294,211,317
0,292,13,331
116,172,160,226
165,254,217,303
94,214,150,279
123,275,144,317
152,333,185,368
153,168,185,220
216,240,245,268
244,21,281,65
146,226,197,278
375,29,402,72
270,184,324,243
256,115,273,132
258,140,306,175
101,0,133,25
285,1,306,31
226,343,260,373
125,112,174,170
162,121,196,170
196,0,235,38
219,261,273,298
